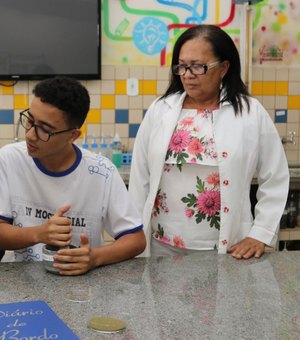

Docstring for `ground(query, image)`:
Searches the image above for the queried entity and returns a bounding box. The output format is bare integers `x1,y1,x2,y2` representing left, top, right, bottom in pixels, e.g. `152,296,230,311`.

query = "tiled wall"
0,65,300,163
251,66,300,164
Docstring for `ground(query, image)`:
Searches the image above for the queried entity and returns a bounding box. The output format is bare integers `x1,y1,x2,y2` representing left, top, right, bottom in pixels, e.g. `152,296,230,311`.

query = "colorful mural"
102,0,300,66
252,1,300,64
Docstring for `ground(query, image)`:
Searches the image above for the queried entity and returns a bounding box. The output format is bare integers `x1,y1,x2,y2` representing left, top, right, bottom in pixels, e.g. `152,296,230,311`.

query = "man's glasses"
19,109,76,142
172,61,221,76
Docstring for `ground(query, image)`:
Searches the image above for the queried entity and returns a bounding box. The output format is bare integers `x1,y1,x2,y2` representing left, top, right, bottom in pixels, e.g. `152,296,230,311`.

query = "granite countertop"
1,251,300,339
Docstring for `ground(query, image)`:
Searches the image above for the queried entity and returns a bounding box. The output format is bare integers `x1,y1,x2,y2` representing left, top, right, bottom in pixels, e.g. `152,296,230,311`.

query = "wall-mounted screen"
0,0,100,80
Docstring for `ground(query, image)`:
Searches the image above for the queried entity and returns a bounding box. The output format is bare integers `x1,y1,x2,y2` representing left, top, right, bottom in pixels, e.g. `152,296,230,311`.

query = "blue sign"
275,109,287,123
0,300,79,339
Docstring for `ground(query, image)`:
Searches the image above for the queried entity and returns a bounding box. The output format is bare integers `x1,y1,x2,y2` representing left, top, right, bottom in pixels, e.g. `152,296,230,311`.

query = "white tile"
287,110,300,123
157,66,170,80
101,80,115,94
14,81,29,94
288,82,300,95
86,124,101,138
289,67,300,81
0,125,14,139
129,95,143,109
115,123,128,138
101,124,115,138
129,109,143,123
115,95,129,108
89,94,100,109
101,110,115,124
85,80,101,94
101,66,115,80
0,95,13,108
115,66,129,80
143,95,156,109
129,66,143,79
143,66,157,80
252,67,263,81
276,68,289,81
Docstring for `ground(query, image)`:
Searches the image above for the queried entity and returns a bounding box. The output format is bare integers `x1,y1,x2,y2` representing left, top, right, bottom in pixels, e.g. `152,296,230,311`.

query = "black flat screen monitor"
0,0,100,80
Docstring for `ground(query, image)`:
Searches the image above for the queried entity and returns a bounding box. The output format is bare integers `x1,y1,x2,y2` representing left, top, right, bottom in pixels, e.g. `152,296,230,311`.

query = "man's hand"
38,205,72,247
53,234,92,276
227,237,265,259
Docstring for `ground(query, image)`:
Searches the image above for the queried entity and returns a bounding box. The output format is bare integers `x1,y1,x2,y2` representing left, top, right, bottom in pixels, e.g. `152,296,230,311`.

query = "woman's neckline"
183,95,220,110
182,106,219,111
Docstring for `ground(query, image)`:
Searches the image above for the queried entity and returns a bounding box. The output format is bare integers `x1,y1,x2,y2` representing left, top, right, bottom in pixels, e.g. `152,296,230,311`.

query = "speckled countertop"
1,251,300,339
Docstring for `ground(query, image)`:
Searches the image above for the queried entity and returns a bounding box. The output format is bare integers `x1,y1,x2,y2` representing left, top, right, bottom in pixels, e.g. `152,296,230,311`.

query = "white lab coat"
129,92,289,256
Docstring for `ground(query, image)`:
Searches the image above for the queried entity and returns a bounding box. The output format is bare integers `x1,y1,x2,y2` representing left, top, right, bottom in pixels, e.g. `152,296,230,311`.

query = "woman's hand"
227,237,265,259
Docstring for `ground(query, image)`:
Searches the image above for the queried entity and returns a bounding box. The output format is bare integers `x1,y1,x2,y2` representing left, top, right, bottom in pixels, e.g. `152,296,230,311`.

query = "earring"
219,80,223,90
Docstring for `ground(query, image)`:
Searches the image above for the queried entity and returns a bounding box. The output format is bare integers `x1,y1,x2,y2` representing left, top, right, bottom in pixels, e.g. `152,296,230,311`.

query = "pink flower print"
173,236,185,248
160,236,171,245
163,164,172,172
152,194,160,217
168,129,190,153
196,190,221,217
154,233,171,245
198,108,213,118
187,138,203,156
203,138,217,160
185,208,194,218
154,224,171,245
222,151,228,158
190,158,197,163
152,190,169,217
181,116,194,126
160,193,169,214
197,108,205,115
222,239,228,245
206,173,220,187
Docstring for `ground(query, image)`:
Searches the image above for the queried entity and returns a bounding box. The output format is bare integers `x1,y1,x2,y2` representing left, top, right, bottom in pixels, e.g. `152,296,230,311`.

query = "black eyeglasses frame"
172,61,221,76
19,109,76,142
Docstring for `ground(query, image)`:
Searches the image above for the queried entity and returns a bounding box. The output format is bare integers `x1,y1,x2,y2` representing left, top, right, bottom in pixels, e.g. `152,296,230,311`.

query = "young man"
0,77,145,275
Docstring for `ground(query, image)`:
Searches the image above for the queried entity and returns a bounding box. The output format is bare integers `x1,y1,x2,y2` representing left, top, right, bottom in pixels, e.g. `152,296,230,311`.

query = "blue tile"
275,109,287,123
115,109,128,123
0,110,14,124
129,124,140,138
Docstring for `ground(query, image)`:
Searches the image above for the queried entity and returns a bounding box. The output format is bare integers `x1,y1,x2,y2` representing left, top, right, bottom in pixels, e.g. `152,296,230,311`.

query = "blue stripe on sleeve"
115,224,144,240
0,215,13,224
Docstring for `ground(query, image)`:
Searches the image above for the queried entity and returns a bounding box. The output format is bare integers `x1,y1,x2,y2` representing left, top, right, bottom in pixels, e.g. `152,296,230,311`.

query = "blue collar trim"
33,144,82,177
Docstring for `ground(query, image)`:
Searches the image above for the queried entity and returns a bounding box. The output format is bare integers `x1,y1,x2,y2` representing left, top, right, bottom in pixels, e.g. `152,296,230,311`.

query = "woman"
129,25,289,258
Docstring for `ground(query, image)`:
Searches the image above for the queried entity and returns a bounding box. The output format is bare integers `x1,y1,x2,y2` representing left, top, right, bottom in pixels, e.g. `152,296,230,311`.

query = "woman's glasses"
172,61,220,76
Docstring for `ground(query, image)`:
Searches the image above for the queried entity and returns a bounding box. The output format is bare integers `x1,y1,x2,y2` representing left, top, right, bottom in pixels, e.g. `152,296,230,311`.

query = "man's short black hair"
32,76,90,128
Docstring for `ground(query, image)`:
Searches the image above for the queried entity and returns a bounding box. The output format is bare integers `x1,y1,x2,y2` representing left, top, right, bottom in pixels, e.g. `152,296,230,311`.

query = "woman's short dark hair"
32,76,90,128
161,24,250,115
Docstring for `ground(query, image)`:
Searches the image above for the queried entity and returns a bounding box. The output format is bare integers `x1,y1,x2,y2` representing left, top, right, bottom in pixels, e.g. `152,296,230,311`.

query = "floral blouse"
151,108,221,250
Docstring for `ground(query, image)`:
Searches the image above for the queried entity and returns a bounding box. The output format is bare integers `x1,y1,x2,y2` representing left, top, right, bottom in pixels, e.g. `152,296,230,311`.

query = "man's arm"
0,206,72,250
91,229,146,266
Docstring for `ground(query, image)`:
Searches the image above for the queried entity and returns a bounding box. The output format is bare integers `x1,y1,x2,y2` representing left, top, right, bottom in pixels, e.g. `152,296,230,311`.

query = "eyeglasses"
172,61,221,76
19,109,76,142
